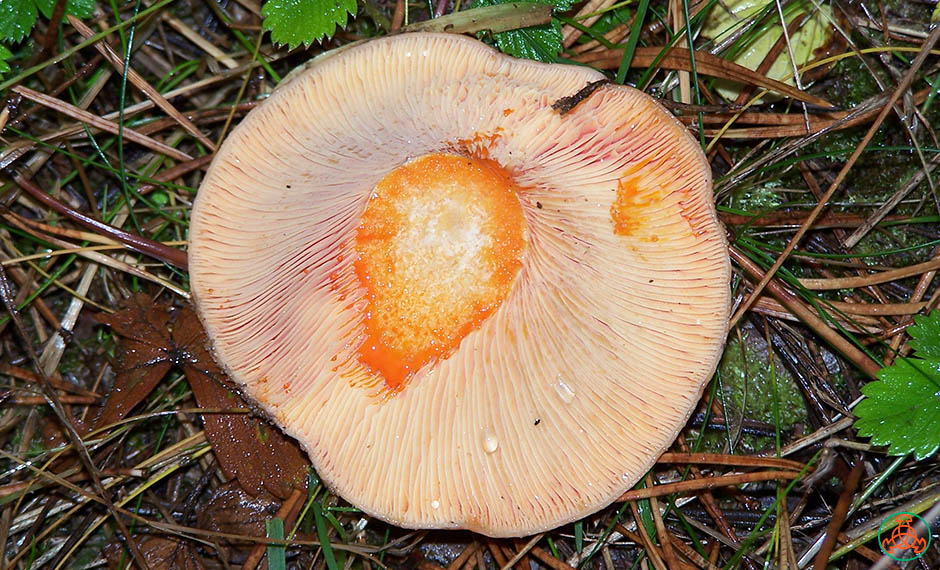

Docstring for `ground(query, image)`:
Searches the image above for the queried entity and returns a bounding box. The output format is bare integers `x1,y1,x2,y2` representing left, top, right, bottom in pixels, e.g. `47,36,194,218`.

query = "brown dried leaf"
93,295,174,428
197,481,280,537
175,307,310,499
96,294,309,499
104,536,205,570
195,482,282,566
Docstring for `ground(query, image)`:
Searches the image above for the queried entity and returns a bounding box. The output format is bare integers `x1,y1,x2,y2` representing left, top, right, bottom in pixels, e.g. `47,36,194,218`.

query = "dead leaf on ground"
197,481,280,535
192,482,282,566
96,294,309,499
104,536,205,570
93,296,174,429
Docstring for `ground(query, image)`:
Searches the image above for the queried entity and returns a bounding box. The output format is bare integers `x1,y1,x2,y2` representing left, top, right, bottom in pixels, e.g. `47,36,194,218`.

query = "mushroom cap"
189,32,731,537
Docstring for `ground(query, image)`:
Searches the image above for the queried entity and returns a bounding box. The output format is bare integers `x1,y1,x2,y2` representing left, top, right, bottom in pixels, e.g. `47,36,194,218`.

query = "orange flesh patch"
354,153,526,390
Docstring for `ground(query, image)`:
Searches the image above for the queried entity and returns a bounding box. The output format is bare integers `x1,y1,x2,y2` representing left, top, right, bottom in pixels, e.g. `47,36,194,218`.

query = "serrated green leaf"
472,0,570,62
909,313,940,357
0,44,11,75
262,0,358,49
35,0,96,19
0,0,38,44
854,311,940,460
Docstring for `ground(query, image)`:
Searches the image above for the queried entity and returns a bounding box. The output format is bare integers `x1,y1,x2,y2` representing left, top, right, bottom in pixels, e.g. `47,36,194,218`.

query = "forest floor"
1,0,939,568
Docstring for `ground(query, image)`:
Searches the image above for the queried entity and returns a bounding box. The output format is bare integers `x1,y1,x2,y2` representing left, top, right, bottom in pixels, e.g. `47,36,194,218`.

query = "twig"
500,534,542,570
812,462,864,570
9,172,188,269
242,488,305,570
10,86,192,162
0,265,153,569
798,257,940,290
729,246,881,378
617,470,804,501
728,24,940,327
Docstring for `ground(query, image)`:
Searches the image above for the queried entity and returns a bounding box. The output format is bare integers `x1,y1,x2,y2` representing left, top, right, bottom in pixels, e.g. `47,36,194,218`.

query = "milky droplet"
554,377,575,403
482,431,499,453
431,500,440,509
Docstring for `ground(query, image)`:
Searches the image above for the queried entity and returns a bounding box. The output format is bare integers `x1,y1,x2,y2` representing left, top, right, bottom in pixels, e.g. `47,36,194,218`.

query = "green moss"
729,181,786,211
697,330,809,453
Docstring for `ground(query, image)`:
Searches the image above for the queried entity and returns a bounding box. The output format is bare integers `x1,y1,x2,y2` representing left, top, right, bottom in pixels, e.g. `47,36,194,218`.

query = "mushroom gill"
189,32,731,537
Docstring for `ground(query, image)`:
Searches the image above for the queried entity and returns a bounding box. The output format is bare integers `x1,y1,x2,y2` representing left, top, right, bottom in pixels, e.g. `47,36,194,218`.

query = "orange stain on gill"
611,157,691,239
354,153,526,390
611,175,657,236
451,129,502,160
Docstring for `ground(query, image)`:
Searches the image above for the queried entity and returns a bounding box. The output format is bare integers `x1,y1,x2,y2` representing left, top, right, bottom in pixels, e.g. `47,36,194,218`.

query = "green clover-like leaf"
471,0,570,62
262,0,358,49
855,311,940,460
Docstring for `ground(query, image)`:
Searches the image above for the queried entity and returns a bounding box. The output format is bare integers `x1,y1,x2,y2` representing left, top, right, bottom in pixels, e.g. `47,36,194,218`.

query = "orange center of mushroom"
354,153,526,390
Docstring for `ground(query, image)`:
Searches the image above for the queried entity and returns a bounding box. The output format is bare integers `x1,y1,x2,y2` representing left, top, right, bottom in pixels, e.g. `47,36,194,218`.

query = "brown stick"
617,470,804,501
728,24,940,327
10,173,188,269
572,47,833,108
529,547,577,570
798,258,940,290
11,86,192,162
658,452,807,471
812,463,864,570
729,246,881,378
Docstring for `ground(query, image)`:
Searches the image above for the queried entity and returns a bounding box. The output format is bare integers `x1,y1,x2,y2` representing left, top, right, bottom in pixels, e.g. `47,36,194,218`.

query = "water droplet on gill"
482,431,499,454
431,500,440,509
554,377,575,403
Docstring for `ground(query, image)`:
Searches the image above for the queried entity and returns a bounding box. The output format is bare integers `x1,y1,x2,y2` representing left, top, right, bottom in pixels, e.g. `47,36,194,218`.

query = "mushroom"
189,32,731,537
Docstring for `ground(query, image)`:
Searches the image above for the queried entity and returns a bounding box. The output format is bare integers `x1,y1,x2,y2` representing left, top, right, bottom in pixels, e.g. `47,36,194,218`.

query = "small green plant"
471,0,571,61
259,0,570,60
855,311,940,460
261,0,358,49
0,0,95,75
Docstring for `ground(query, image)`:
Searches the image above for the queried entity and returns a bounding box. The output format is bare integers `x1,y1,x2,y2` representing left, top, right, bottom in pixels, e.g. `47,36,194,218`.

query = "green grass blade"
266,517,286,570
313,502,340,570
615,0,649,84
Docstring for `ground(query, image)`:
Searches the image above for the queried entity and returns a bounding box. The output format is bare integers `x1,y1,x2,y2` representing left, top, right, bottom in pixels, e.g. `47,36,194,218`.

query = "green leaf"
855,311,940,460
908,313,940,357
471,0,570,62
35,0,96,19
262,0,358,49
0,43,12,73
0,0,38,44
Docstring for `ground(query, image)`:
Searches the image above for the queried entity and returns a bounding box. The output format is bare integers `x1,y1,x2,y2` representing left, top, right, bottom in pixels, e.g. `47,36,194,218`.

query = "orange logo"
878,512,930,561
